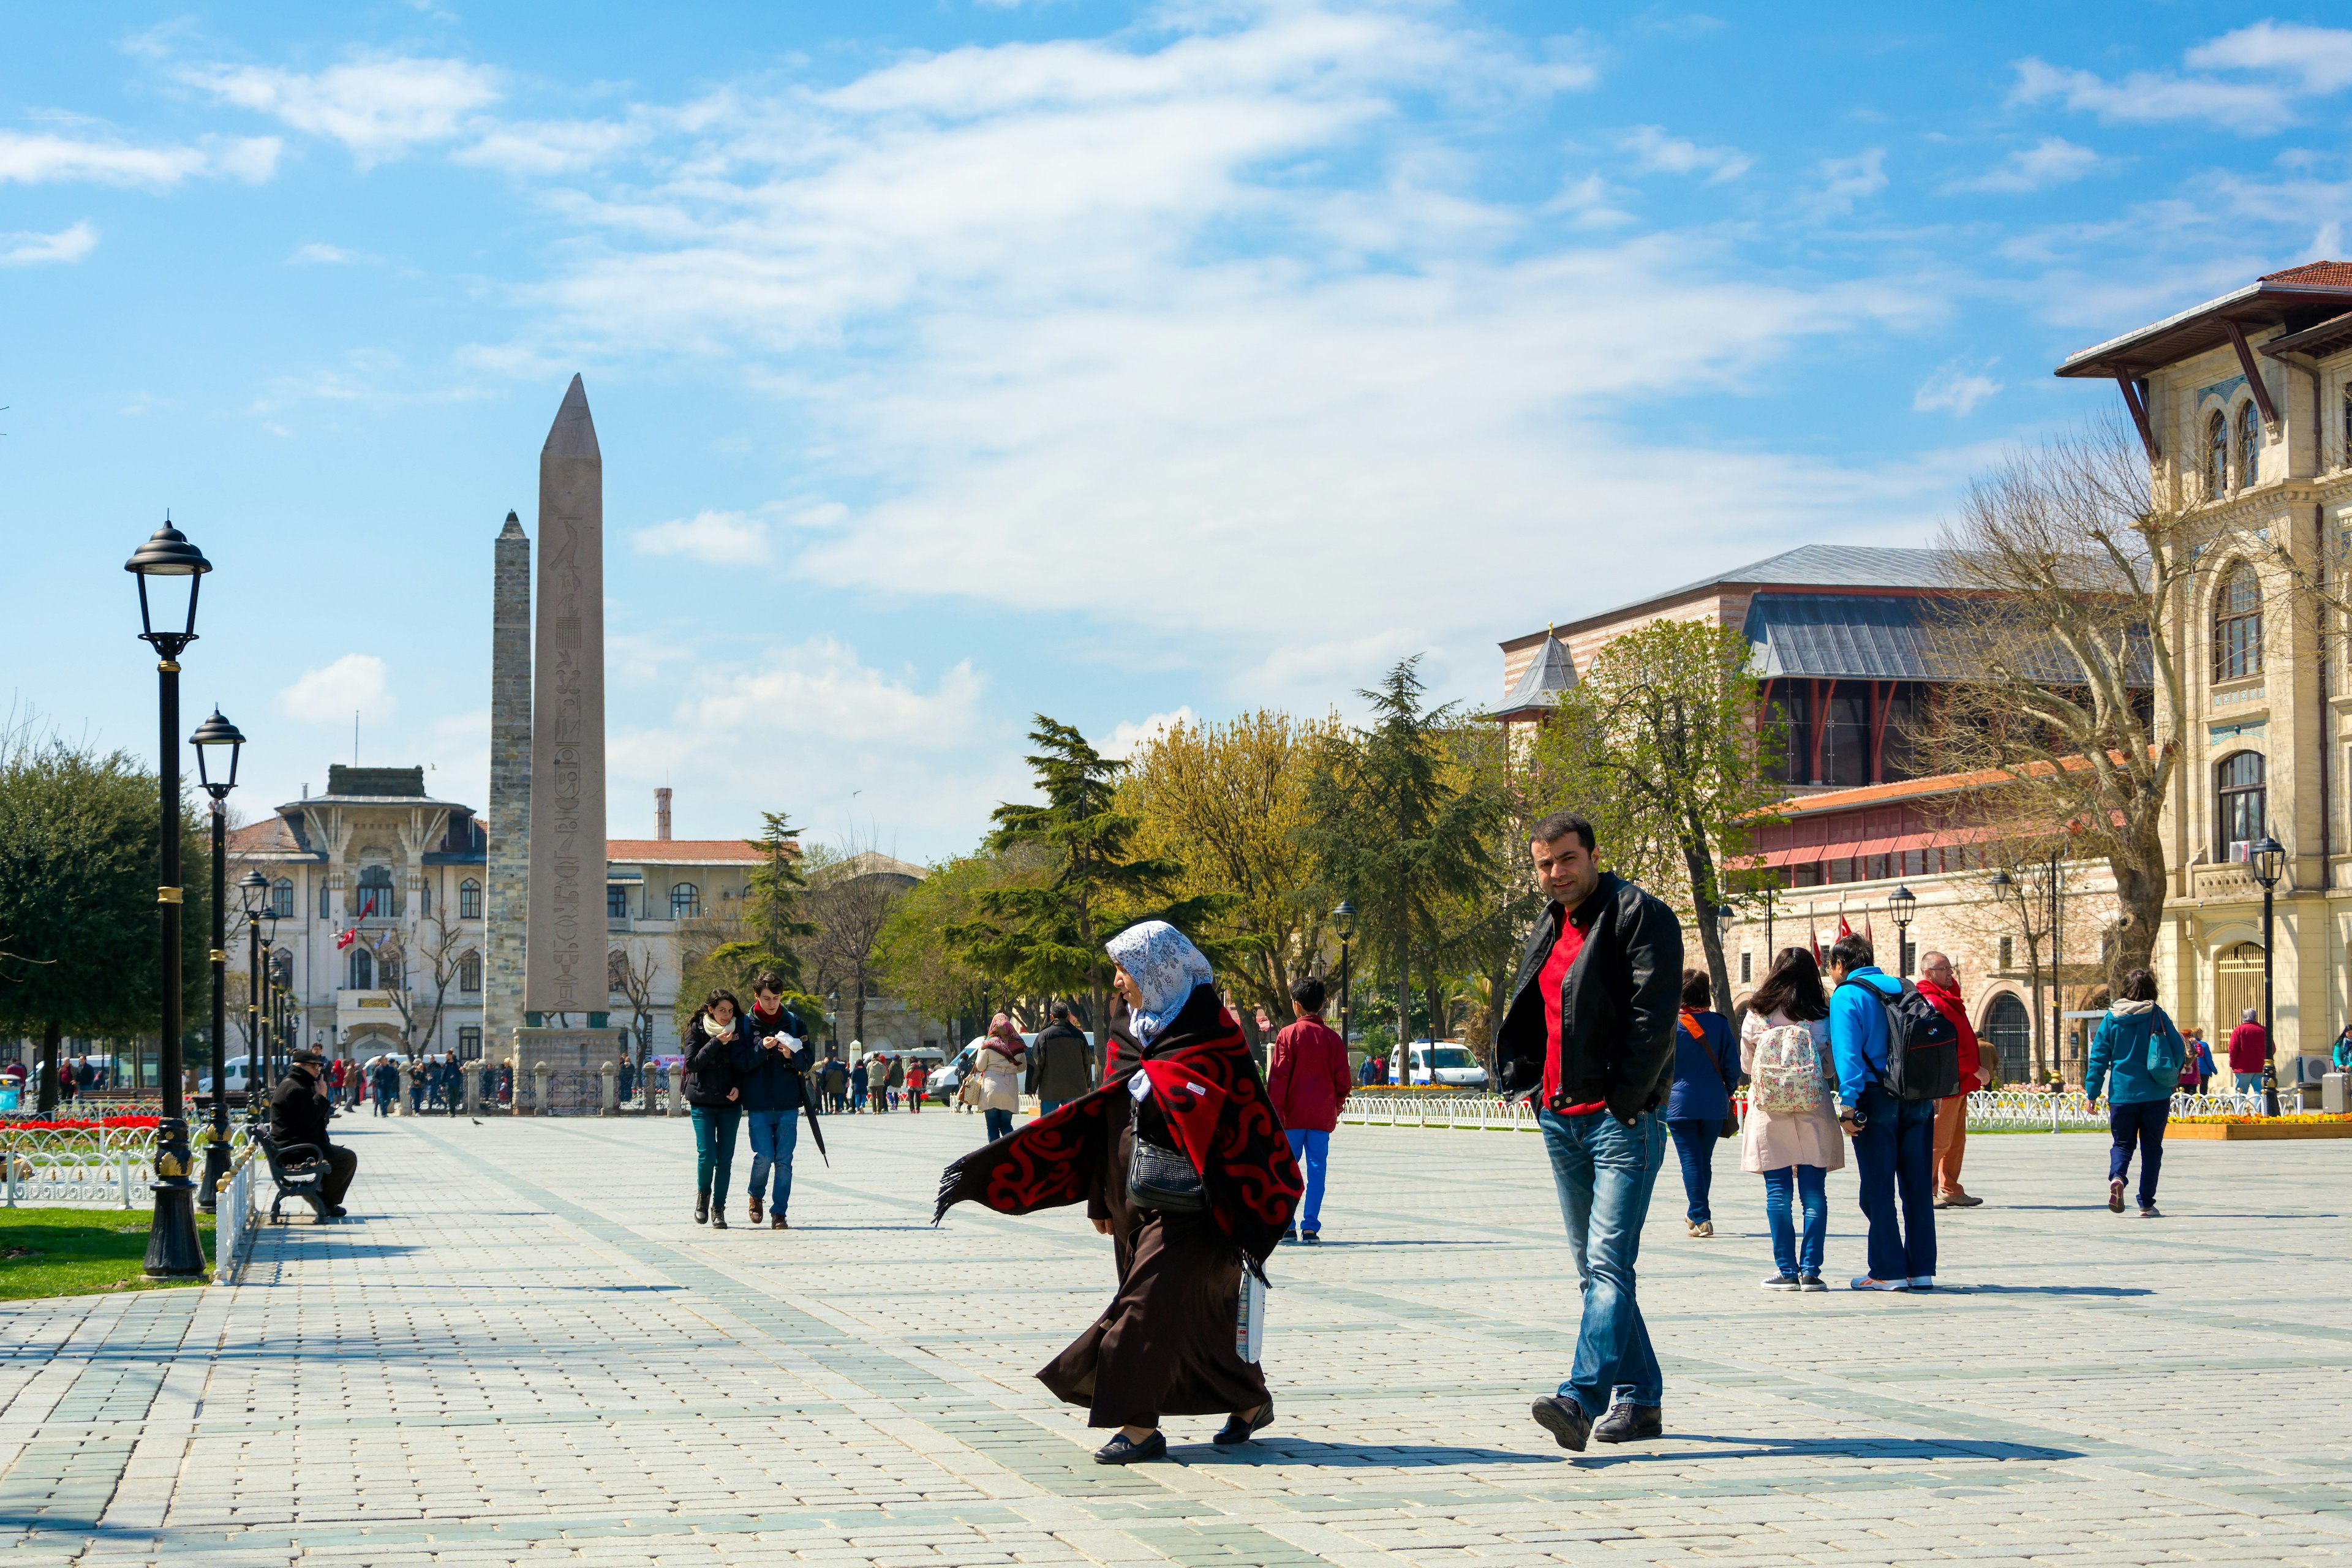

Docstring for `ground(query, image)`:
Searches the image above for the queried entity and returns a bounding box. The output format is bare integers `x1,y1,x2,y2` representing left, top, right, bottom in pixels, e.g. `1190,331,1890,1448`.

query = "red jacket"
1917,978,1982,1089
2228,1020,2268,1072
1267,1015,1351,1133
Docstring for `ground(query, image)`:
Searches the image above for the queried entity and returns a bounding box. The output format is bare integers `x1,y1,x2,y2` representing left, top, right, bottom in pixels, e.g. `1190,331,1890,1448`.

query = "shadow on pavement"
1183,1440,1562,1466
1577,1434,2079,1464
1934,1284,2152,1297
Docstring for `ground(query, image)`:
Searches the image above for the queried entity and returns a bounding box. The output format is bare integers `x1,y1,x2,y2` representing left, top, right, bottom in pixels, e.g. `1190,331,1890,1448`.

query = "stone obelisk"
518,375,620,1110
483,510,531,1065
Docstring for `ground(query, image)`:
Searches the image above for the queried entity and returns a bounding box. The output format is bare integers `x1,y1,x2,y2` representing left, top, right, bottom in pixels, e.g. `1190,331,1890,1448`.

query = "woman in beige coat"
974,1015,1025,1143
1738,948,1845,1291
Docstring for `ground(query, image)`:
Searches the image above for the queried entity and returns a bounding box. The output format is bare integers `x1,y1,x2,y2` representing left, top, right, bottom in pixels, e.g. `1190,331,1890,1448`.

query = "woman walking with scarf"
937,922,1303,1464
974,1016,1026,1142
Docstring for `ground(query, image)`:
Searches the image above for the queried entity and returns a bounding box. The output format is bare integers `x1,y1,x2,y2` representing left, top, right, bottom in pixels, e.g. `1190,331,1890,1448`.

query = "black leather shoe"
1093,1430,1167,1464
1593,1402,1662,1444
710,1210,728,1230
695,1193,709,1224
1531,1396,1591,1452
326,1205,348,1218
1214,1398,1275,1446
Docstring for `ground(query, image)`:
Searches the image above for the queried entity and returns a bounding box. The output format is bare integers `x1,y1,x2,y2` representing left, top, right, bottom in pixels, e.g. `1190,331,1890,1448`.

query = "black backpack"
1836,976,1961,1102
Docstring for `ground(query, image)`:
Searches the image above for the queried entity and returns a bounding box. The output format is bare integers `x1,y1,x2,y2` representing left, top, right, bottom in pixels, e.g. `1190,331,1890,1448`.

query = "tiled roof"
2260,260,2352,288
1498,633,1576,712
227,816,304,854
606,839,765,865
1746,594,1949,680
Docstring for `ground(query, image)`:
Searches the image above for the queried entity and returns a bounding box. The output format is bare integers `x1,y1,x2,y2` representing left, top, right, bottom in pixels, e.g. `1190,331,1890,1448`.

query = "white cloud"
1619,124,1751,184
290,242,356,264
1945,137,2101,195
1104,707,1197,759
2011,24,2352,136
1912,359,2002,417
183,56,500,164
632,509,772,565
277,654,395,724
0,129,276,186
454,116,647,175
2185,22,2352,95
0,222,97,266
1812,148,1887,212
674,638,986,746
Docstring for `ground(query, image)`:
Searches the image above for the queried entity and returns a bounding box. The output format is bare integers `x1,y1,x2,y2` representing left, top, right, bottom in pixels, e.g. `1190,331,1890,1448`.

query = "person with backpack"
1826,933,1955,1291
2085,968,2186,1219
1738,948,1844,1290
1665,969,1741,1238
885,1055,906,1112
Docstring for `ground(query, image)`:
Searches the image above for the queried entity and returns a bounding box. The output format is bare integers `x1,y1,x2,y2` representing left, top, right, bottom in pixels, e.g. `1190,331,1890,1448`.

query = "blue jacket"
733,1012,815,1112
1664,1009,1739,1121
2085,1003,2185,1105
1828,967,1905,1108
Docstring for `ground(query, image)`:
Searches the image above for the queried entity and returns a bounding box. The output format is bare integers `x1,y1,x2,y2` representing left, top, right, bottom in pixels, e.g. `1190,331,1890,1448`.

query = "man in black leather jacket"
1494,811,1683,1454
268,1049,357,1216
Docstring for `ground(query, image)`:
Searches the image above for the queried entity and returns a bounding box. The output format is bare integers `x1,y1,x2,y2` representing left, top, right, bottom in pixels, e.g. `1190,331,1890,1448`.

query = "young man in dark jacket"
734,973,815,1229
268,1049,357,1215
1026,1002,1095,1116
1494,811,1683,1452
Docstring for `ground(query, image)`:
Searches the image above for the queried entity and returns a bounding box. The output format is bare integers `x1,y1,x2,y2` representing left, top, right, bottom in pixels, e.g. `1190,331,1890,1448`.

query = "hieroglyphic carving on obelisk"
524,375,605,1017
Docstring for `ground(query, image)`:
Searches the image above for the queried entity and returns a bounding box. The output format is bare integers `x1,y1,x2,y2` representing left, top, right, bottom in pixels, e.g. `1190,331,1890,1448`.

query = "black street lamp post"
193,711,246,1212
1887,886,1918,978
125,520,211,1278
1331,901,1357,1060
261,901,283,1091
238,870,270,1134
2248,835,2285,1116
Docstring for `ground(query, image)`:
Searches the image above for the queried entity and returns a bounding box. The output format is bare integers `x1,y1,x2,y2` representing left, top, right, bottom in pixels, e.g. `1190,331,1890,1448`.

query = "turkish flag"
1838,914,1853,940
335,929,358,951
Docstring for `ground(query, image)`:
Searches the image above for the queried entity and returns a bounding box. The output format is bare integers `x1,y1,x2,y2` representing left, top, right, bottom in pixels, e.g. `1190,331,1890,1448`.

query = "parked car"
1388,1040,1490,1088
925,1045,979,1104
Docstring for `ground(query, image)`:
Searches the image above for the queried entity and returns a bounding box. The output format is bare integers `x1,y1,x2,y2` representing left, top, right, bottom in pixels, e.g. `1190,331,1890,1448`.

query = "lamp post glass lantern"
126,519,212,1278
193,712,246,1213
2248,835,2285,1114
1887,886,1917,976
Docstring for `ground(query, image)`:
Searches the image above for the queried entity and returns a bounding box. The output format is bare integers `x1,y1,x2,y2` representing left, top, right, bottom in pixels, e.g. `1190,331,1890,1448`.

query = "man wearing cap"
269,1050,356,1216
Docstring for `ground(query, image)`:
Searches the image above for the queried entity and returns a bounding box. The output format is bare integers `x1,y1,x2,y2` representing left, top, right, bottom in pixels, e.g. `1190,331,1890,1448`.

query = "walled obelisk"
483,511,531,1059
517,374,619,1109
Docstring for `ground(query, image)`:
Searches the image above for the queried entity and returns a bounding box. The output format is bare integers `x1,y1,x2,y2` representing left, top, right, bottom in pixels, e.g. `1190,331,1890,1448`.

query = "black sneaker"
1283,1226,1300,1245
1094,1430,1167,1464
1593,1402,1663,1444
1300,1231,1322,1246
1760,1273,1800,1291
1214,1396,1275,1446
1531,1396,1591,1452
1798,1274,1828,1292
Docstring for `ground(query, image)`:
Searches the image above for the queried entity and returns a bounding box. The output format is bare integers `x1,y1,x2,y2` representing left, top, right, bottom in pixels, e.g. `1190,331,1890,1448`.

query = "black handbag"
1128,1130,1205,1212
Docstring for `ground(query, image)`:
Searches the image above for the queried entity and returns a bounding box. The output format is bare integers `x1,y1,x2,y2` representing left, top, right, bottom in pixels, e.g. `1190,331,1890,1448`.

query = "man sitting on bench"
269,1049,357,1216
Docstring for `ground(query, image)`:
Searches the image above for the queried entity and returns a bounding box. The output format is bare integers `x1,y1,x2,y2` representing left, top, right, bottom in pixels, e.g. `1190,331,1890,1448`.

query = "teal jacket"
2085,1003,2186,1105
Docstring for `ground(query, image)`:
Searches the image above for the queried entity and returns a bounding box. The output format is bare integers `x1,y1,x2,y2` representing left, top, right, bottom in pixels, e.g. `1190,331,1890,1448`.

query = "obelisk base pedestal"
511,1028,628,1117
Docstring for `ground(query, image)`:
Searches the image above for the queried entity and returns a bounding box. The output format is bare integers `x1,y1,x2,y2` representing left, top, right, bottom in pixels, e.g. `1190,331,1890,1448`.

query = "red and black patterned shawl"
933,986,1302,1268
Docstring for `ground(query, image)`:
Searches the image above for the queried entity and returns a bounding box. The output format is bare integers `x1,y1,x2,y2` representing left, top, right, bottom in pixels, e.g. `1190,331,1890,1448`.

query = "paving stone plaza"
1,1114,2346,1566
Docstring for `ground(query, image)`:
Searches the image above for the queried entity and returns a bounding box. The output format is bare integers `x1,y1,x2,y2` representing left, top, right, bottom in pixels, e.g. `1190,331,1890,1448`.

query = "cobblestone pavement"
1,1110,2346,1566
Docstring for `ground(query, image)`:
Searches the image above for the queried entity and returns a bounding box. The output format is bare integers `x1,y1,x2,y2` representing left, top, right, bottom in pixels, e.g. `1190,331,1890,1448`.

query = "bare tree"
371,917,470,1054
801,839,916,1047
611,946,660,1067
1930,418,2212,979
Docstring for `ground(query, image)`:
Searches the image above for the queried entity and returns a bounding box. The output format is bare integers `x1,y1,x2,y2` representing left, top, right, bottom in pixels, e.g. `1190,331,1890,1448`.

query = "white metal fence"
211,1147,258,1284
1336,1089,2272,1134
0,1121,252,1207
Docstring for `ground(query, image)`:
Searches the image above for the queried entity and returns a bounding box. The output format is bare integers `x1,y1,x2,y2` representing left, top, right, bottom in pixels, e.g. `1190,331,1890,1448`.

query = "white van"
1388,1040,1490,1088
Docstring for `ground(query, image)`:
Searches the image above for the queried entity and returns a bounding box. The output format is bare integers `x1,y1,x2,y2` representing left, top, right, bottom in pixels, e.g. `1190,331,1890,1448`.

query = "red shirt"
2228,1020,2267,1072
1268,1015,1352,1133
1917,979,1981,1088
1539,899,1604,1114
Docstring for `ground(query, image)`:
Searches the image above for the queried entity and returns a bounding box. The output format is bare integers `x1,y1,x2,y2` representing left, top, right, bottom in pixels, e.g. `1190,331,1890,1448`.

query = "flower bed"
0,1117,162,1133
2169,1113,2352,1141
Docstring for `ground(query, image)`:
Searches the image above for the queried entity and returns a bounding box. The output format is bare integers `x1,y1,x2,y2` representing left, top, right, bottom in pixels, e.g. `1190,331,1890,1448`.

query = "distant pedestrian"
886,1055,905,1111
850,1057,869,1114
1496,811,1682,1452
2086,968,2185,1219
1739,948,1842,1291
1665,968,1739,1239
370,1056,398,1116
1827,934,1936,1292
268,1050,358,1217
2182,1028,2214,1093
1916,951,1988,1208
617,1052,637,1107
2227,1009,2267,1094
906,1060,928,1112
1268,976,1351,1245
1028,1001,1095,1118
2332,1025,2352,1076
684,990,747,1228
974,1017,1025,1142
735,972,813,1230
407,1060,426,1115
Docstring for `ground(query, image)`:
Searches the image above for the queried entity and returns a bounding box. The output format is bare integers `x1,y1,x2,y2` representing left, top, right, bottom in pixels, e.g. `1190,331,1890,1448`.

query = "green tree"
671,812,821,1036
0,734,209,1111
1535,618,1782,1014
955,717,1218,1036
875,852,1027,1041
1301,660,1502,1065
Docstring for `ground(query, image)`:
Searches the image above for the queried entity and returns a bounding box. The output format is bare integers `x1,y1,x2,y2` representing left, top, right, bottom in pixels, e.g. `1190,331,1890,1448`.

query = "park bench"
254,1131,331,1223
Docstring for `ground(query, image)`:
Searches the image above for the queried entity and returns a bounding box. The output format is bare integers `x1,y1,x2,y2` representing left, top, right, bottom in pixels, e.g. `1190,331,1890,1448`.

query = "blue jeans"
1667,1118,1718,1223
745,1109,799,1215
1039,1099,1069,1118
1537,1107,1666,1417
690,1106,741,1199
984,1107,1014,1142
1850,1087,1937,1281
2233,1071,2261,1093
1286,1128,1331,1233
2108,1099,2167,1208
1762,1164,1828,1278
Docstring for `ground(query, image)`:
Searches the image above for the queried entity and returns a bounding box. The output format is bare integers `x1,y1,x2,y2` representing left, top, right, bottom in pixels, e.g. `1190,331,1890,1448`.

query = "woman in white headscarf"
936,921,1302,1464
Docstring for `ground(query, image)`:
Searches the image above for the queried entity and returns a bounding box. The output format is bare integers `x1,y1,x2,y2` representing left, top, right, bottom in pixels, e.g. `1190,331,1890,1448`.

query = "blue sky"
6,3,2350,858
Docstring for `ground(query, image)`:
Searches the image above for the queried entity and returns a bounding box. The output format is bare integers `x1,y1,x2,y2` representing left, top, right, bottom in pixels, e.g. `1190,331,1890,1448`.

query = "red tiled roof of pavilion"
605,839,767,863
2259,260,2352,289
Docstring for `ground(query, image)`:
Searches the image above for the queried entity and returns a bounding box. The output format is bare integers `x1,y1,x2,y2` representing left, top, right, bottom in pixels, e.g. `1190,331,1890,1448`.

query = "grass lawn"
0,1208,216,1301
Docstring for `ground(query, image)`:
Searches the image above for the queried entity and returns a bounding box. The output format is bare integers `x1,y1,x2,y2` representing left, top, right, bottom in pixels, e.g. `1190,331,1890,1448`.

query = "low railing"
0,1121,251,1207
211,1145,258,1284
1338,1089,2272,1134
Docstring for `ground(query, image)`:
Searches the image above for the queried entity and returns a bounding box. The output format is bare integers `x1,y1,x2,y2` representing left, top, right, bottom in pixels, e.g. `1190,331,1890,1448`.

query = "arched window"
318,882,331,919
271,878,293,918
2237,401,2262,489
2217,751,2266,862
355,865,394,919
2207,411,2229,497
2214,562,2263,680
670,881,701,919
459,878,482,919
1983,993,2030,1084
348,948,374,990
458,951,481,993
